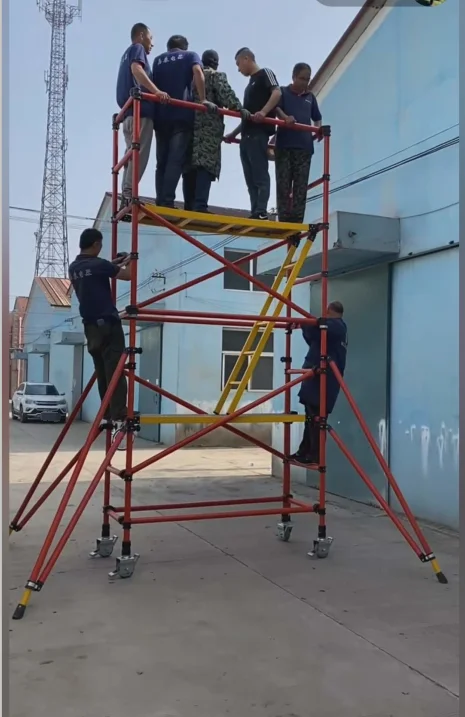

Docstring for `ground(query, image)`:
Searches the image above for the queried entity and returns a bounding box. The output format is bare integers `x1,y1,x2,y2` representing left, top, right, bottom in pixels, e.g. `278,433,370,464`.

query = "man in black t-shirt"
224,48,281,220
69,228,132,444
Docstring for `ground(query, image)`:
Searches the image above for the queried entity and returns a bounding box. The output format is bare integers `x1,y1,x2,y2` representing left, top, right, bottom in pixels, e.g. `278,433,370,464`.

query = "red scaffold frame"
11,89,448,619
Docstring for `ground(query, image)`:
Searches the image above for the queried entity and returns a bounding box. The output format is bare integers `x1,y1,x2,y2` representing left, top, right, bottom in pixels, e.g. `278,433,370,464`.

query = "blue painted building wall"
389,248,459,527
263,0,459,527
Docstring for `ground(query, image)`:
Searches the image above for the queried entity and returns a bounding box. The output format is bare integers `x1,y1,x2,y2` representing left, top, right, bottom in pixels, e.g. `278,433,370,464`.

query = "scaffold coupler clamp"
308,224,320,241
129,86,142,101
125,344,142,371
25,580,42,593
420,552,436,563
125,413,141,435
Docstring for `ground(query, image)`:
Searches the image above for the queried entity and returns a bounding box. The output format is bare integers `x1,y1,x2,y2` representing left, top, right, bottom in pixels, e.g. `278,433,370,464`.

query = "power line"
324,123,458,185
307,136,459,204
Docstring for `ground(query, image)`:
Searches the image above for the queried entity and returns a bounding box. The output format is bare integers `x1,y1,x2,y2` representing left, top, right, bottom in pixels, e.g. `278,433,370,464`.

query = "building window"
223,249,275,292
221,328,274,391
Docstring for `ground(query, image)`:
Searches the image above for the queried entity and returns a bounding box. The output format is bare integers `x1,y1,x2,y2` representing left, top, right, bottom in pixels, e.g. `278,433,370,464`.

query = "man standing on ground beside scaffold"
224,48,281,220
69,228,133,450
289,301,348,465
274,63,322,224
116,23,169,215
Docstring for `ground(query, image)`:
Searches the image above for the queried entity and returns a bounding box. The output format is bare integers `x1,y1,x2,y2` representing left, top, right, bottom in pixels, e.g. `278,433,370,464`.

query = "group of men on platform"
66,24,346,462
116,23,322,223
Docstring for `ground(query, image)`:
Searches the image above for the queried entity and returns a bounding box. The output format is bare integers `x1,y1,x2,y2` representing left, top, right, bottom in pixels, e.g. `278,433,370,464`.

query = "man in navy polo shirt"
290,301,348,465
274,62,322,224
69,228,132,447
116,23,169,210
152,35,211,208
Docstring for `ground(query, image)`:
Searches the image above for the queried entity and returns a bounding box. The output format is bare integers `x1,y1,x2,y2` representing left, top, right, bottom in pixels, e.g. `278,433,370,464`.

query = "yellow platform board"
140,413,305,425
140,203,309,241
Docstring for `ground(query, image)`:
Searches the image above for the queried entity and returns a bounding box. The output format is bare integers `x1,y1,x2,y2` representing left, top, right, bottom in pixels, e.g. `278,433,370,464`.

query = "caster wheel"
277,522,293,542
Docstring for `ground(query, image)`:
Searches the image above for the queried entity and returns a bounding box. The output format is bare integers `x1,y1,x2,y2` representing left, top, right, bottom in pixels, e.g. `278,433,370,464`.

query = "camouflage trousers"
275,148,312,224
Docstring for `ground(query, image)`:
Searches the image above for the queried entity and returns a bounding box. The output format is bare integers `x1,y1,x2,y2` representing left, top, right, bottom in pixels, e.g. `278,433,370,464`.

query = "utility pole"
34,0,81,278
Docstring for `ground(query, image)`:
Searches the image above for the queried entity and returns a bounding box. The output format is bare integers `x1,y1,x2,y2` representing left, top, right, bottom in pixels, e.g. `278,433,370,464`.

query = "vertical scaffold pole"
281,183,295,529
99,113,121,544
121,90,141,561
282,244,293,525
317,130,331,542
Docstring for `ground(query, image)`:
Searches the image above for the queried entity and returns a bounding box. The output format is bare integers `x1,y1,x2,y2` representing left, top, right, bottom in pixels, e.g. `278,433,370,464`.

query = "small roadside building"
9,296,28,396
22,277,84,411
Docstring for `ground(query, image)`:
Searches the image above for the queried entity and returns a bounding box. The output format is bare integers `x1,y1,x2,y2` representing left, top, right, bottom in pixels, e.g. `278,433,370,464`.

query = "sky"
9,0,359,304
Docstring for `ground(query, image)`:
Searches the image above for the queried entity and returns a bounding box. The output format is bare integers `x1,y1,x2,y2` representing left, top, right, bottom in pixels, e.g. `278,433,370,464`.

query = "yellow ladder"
214,237,313,416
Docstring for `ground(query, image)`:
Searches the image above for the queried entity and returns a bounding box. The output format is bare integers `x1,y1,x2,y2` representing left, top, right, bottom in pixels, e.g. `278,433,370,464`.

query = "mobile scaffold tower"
11,90,448,619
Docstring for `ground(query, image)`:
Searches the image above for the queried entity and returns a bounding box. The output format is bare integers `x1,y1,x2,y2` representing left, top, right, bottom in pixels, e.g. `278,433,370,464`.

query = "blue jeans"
183,168,215,212
155,123,192,207
239,132,271,216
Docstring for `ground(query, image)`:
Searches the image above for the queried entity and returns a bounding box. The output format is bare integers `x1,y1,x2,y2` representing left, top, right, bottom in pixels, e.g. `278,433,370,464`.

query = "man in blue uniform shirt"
152,35,211,208
69,228,132,446
116,23,168,211
274,63,322,224
290,301,348,465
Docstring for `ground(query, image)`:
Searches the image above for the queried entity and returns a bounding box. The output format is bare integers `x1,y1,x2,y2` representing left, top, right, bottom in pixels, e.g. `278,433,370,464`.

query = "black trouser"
239,132,271,216
155,123,192,207
182,167,215,212
298,403,320,461
275,148,312,223
84,321,127,421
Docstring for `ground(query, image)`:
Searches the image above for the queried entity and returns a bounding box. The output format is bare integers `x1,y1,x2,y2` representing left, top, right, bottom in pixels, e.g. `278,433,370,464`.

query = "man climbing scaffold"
10,89,448,620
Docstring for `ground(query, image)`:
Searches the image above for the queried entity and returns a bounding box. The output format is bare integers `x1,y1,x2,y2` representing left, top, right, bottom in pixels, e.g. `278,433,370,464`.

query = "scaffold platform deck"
138,203,309,240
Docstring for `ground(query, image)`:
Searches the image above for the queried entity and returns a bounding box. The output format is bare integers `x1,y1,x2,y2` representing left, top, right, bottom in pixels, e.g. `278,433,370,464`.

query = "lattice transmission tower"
34,0,81,278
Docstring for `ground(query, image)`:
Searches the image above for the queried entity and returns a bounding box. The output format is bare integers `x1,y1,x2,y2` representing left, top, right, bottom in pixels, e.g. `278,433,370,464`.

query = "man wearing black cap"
69,228,132,445
183,49,245,212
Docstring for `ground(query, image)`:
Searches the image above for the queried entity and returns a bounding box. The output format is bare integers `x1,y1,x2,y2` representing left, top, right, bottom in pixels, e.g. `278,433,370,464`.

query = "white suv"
11,382,68,423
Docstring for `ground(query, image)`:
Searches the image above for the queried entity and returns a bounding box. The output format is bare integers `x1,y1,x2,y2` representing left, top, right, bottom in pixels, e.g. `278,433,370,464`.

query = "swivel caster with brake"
89,535,118,559
277,521,293,542
308,536,333,559
108,553,140,579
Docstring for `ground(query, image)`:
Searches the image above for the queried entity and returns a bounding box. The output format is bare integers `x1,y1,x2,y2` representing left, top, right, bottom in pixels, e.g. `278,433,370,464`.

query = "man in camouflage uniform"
274,62,322,224
183,50,248,212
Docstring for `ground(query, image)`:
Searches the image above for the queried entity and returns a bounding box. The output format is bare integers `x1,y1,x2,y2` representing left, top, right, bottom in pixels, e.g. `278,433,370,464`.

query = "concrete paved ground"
9,421,459,717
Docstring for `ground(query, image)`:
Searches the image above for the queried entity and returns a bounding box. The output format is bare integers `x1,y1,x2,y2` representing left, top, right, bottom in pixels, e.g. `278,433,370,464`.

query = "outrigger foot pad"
12,604,26,620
